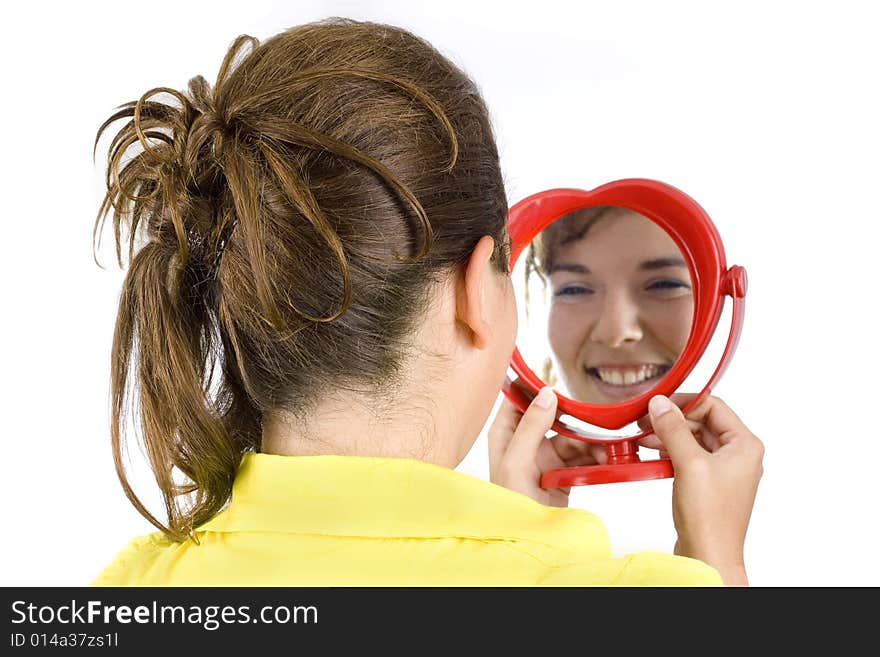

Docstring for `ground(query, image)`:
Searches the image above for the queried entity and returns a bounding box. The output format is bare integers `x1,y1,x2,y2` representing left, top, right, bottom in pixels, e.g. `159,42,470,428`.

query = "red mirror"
503,179,747,487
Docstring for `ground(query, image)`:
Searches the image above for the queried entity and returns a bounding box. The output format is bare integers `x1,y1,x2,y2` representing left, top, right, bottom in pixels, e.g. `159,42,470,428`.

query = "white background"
2,0,878,586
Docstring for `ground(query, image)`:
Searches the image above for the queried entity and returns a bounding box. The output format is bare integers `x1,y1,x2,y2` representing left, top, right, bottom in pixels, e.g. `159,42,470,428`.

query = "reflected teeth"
595,365,664,386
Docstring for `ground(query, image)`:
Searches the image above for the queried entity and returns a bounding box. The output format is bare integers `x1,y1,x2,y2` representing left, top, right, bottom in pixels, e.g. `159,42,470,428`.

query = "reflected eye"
553,284,594,298
646,279,691,293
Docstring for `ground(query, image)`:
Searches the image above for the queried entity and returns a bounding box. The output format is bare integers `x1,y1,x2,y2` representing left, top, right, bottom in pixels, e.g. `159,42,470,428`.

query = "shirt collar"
196,453,609,556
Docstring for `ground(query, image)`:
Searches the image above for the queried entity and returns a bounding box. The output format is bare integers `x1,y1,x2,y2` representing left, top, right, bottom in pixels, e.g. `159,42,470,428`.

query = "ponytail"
95,37,262,542
93,19,509,542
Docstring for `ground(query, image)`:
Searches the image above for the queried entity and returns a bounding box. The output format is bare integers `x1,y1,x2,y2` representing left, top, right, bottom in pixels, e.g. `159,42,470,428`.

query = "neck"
260,384,463,468
259,279,492,469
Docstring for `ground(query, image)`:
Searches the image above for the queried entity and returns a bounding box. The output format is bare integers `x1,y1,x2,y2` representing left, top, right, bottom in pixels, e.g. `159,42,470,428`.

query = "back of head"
94,18,509,541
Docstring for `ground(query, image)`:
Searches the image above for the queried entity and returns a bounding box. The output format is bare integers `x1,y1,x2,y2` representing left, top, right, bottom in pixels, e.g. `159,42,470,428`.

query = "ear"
456,235,497,350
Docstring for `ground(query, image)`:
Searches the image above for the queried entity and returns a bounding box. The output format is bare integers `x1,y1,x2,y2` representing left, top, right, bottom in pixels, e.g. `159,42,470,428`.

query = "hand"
640,393,764,586
488,386,606,507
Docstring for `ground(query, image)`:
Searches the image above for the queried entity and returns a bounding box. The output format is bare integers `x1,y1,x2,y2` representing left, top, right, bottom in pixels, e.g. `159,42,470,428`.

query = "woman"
91,18,763,586
526,206,694,404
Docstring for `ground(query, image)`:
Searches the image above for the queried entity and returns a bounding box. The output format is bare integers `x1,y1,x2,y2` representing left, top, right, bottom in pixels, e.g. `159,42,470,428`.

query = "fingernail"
534,387,556,410
649,395,674,418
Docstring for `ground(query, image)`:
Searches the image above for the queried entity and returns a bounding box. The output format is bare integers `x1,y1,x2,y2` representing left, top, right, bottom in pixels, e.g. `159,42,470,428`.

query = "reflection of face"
546,208,693,404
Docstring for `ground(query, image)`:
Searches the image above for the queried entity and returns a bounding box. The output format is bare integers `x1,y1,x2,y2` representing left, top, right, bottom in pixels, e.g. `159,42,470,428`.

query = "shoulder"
90,532,178,587
537,550,724,587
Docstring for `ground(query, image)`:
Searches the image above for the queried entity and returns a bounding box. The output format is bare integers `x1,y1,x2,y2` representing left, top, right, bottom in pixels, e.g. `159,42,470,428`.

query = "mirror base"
541,459,674,487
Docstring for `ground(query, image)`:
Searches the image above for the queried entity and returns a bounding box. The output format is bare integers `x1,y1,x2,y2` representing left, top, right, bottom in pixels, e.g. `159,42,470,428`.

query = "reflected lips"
584,363,670,400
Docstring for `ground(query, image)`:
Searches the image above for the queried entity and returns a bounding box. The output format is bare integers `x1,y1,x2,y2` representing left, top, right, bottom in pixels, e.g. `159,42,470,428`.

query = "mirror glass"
514,205,694,404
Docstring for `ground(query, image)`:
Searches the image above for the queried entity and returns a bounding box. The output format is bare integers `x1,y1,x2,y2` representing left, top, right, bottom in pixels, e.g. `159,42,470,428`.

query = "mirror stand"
541,448,674,488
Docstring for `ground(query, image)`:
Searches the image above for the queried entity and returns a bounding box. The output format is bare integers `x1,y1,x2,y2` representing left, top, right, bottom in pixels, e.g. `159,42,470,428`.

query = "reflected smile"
585,363,671,387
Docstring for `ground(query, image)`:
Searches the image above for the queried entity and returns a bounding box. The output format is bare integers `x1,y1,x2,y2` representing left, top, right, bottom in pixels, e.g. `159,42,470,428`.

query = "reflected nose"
589,289,643,348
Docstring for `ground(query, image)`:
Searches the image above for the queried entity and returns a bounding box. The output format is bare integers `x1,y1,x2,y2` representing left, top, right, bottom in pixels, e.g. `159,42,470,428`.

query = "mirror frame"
505,178,745,435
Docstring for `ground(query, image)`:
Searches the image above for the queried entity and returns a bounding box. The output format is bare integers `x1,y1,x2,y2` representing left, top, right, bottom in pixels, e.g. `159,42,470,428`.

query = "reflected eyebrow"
639,257,687,271
548,263,590,275
549,259,686,274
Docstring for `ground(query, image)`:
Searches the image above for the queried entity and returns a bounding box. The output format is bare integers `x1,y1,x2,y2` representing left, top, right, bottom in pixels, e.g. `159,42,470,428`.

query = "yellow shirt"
91,453,721,586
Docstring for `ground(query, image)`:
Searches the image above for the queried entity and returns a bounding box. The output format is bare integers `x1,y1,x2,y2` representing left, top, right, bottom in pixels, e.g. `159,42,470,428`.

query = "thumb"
503,387,558,468
648,395,703,464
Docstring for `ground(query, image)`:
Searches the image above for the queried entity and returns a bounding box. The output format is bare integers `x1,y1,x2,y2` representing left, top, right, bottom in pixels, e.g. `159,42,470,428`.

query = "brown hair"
93,18,510,542
524,205,615,284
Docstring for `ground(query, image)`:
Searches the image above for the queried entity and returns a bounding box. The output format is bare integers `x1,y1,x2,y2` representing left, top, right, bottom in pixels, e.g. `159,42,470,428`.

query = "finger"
638,433,664,450
487,397,524,475
503,387,558,469
549,435,607,465
638,419,703,449
680,396,751,446
548,433,600,461
549,489,571,508
667,392,701,406
648,395,704,463
695,428,723,453
635,436,670,461
637,393,700,433
656,417,723,453
588,443,607,465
